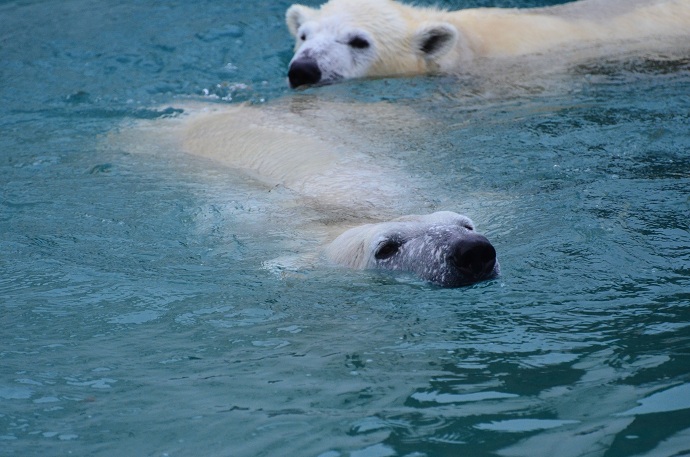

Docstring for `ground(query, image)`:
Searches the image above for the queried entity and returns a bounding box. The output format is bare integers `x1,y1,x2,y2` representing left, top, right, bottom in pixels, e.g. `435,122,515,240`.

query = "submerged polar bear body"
127,101,499,287
177,102,419,218
286,0,690,87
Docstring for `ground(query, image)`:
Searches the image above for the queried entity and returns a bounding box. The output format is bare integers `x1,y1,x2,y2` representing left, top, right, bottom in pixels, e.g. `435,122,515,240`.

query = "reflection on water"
1,0,689,456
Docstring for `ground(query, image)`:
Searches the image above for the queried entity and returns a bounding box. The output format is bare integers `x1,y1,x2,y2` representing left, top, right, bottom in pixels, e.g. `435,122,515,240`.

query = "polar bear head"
324,211,499,287
286,0,461,87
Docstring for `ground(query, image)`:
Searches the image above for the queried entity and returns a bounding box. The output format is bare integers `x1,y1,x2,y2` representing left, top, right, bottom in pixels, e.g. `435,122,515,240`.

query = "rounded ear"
286,4,315,37
411,23,459,60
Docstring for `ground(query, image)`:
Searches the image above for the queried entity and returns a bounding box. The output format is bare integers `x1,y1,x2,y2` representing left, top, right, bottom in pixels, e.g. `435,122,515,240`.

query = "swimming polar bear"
326,211,498,287
286,0,690,87
117,100,499,287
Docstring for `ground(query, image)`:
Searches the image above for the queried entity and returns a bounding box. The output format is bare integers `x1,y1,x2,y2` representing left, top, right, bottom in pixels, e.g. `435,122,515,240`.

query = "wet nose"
288,57,322,88
449,235,497,280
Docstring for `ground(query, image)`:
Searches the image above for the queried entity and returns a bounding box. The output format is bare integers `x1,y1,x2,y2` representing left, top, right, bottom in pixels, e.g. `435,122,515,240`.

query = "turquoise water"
2,1,690,456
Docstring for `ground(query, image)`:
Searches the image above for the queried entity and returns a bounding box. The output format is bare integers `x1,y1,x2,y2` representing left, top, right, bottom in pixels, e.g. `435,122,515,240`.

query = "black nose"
288,57,322,88
449,235,497,280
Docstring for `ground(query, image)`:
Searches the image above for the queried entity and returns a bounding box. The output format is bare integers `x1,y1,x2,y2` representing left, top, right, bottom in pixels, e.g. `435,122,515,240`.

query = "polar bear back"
181,106,338,188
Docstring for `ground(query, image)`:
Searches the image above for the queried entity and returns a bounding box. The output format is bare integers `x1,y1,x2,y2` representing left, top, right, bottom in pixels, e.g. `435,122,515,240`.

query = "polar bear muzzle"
446,233,497,284
288,56,323,88
374,230,498,287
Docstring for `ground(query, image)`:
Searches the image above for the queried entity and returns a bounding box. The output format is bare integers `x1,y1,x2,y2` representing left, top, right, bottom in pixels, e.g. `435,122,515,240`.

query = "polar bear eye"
299,33,306,41
348,36,370,49
456,219,474,230
375,240,402,260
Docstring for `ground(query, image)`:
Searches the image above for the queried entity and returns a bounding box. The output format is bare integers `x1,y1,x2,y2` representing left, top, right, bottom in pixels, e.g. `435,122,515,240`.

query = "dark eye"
348,36,370,49
463,224,474,230
300,33,306,41
375,240,401,260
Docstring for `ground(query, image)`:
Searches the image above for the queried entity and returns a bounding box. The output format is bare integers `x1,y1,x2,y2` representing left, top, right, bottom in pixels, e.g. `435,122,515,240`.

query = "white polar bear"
286,0,690,87
118,100,499,287
326,211,498,287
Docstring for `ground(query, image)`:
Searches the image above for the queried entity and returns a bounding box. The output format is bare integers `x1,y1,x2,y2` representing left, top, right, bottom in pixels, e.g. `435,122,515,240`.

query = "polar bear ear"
286,4,316,37
411,23,459,61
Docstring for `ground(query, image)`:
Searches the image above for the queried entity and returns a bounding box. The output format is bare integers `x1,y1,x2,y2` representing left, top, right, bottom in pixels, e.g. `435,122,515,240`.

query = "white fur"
173,101,421,218
324,211,475,269
286,0,690,84
112,100,497,285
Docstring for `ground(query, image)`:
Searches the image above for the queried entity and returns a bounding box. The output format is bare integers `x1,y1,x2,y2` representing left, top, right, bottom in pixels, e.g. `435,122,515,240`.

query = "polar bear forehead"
367,212,476,254
390,211,475,230
289,0,409,42
299,15,363,38
319,0,404,21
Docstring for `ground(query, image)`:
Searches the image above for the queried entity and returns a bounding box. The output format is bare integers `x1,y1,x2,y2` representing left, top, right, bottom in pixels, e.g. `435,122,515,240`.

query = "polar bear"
117,100,499,287
286,0,690,87
326,211,498,287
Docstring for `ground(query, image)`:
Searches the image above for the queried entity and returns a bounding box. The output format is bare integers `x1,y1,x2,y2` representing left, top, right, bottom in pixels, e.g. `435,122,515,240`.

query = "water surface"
1,1,689,456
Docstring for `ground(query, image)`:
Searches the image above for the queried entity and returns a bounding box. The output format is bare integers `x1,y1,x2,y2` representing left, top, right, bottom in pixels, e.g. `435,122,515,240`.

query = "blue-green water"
1,1,689,456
